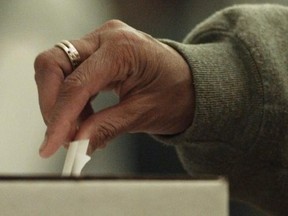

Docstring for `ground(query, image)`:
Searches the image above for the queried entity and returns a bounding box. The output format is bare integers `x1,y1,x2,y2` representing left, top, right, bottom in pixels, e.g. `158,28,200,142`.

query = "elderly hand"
34,20,194,158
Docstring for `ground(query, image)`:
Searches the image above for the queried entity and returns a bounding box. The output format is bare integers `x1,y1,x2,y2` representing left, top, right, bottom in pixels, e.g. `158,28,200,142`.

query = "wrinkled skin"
34,20,194,158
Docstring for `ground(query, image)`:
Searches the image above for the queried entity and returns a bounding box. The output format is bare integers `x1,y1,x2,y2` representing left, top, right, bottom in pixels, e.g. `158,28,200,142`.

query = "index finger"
35,36,101,158
39,42,128,158
36,20,136,158
34,37,98,124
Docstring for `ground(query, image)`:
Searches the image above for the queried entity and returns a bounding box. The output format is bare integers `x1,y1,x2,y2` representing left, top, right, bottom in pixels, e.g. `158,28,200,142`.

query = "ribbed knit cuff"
154,39,263,153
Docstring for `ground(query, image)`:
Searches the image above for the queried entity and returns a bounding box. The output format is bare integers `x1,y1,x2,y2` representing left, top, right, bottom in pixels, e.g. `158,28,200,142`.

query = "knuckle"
59,73,91,101
90,120,118,146
61,76,84,95
63,66,91,89
102,19,126,29
111,27,139,44
100,20,139,44
34,51,61,83
97,122,117,140
107,30,140,58
63,73,84,88
34,51,53,72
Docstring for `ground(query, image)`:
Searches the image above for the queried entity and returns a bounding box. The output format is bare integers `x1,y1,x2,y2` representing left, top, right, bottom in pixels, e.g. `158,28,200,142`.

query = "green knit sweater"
158,4,288,216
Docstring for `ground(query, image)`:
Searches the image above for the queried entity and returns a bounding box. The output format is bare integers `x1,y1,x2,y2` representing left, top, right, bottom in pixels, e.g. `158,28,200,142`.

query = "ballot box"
0,176,228,216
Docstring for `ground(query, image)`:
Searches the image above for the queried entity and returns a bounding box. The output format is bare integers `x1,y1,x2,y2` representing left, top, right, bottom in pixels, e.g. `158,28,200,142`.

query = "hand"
34,20,194,158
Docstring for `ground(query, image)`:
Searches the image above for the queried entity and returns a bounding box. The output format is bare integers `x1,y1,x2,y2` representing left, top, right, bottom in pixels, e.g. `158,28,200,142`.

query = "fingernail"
39,135,48,153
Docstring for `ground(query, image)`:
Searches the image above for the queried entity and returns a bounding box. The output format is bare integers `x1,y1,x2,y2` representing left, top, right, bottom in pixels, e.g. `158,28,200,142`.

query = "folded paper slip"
62,140,91,176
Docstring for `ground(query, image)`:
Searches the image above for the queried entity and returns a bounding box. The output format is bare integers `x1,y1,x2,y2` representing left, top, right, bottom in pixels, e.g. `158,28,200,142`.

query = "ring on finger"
55,40,81,70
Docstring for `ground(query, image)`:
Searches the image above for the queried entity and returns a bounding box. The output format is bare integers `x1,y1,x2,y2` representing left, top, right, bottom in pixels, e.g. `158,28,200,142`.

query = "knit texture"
156,4,288,215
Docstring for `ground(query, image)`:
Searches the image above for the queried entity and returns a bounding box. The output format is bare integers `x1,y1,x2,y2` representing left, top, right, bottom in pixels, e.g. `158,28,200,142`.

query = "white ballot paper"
62,140,91,176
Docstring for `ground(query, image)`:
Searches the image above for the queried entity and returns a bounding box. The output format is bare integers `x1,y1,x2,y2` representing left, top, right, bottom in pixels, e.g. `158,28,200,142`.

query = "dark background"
109,1,287,215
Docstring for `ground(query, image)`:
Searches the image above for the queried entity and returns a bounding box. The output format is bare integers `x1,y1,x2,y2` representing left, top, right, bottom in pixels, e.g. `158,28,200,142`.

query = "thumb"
75,99,141,155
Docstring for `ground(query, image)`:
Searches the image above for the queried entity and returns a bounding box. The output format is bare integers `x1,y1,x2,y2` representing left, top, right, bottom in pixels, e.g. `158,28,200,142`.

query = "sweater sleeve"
156,4,288,215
